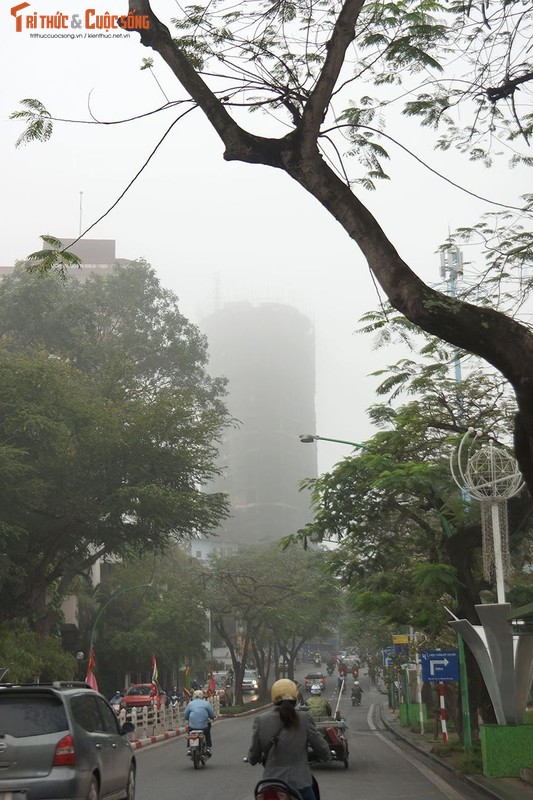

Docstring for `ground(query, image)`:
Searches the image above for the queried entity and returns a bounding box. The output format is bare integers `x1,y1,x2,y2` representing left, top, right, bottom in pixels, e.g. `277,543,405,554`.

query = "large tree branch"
299,0,366,151
285,150,533,390
486,71,533,103
129,0,288,165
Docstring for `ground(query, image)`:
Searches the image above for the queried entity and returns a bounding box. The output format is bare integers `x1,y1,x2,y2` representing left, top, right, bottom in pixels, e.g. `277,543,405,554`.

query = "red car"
120,683,166,710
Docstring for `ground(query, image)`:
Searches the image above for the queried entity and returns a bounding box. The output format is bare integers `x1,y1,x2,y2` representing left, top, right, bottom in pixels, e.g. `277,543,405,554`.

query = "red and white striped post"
438,681,448,744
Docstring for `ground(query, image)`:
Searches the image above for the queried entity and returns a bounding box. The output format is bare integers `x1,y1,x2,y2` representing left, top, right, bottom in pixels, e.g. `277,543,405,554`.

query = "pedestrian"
247,679,331,800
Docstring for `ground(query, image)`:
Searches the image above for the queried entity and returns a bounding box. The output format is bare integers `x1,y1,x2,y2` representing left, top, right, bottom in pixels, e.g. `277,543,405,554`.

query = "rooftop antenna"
79,191,84,237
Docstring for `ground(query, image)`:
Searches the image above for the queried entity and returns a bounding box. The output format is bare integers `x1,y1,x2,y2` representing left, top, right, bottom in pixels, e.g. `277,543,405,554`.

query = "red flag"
85,645,99,692
209,670,216,697
151,654,159,696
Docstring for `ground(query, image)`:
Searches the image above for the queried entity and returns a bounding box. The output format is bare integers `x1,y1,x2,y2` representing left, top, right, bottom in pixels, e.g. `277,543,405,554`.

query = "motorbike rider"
351,681,363,704
306,684,332,719
109,690,123,714
247,679,331,800
184,689,215,754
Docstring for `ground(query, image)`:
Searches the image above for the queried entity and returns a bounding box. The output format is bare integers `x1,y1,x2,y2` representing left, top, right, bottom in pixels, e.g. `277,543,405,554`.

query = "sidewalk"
379,705,533,800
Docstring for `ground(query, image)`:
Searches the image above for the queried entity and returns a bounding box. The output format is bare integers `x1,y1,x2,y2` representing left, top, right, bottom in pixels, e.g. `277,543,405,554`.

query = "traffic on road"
134,672,488,800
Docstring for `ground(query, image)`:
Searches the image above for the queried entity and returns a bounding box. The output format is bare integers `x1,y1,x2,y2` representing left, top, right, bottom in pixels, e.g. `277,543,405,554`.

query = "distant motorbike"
109,691,123,715
187,729,210,768
326,663,334,675
313,655,321,667
351,687,362,706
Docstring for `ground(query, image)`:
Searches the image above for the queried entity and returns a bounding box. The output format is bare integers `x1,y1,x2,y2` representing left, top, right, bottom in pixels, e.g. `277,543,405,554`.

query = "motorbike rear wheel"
193,750,200,769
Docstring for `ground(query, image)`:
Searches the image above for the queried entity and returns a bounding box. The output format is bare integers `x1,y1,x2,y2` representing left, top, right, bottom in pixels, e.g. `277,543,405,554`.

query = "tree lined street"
134,675,488,800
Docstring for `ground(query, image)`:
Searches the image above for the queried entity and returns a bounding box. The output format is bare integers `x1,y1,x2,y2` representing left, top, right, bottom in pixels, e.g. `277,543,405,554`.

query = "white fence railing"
120,696,220,741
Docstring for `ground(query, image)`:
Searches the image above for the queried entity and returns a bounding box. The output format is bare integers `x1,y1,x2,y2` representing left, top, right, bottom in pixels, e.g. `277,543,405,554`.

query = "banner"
85,645,99,691
183,664,191,700
151,654,159,695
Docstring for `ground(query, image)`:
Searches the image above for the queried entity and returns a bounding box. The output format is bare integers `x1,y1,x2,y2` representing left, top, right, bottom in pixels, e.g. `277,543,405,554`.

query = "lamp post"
299,433,370,451
88,582,153,650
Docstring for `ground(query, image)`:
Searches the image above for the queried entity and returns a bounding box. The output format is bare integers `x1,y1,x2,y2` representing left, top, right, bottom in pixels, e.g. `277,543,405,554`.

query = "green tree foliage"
0,623,77,683
85,549,209,697
205,545,341,703
297,313,533,721
0,263,230,635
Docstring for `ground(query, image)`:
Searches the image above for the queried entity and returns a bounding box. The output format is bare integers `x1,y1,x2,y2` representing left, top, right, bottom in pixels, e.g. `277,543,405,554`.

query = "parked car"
0,680,136,800
120,683,166,710
304,672,326,691
241,669,260,693
204,672,234,707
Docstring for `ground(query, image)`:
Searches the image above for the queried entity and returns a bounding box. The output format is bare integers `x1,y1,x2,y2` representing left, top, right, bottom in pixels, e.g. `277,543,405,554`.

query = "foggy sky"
1,0,528,474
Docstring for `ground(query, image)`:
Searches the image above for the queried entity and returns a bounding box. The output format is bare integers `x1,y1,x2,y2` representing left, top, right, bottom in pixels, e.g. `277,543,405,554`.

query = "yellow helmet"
271,679,298,704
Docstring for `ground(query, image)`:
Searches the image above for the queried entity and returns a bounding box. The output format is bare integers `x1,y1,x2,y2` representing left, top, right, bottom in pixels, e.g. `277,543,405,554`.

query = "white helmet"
193,689,204,699
310,684,322,695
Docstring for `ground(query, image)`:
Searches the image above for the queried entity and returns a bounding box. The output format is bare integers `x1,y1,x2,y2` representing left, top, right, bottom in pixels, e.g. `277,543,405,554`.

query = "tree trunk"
130,1,533,495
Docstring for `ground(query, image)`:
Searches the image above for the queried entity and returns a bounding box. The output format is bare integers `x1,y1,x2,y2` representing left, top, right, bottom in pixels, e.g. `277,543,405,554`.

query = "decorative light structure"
448,430,532,725
450,428,524,603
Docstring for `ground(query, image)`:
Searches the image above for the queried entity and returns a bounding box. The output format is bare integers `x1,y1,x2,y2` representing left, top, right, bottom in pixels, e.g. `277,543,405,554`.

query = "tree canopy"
0,263,230,634
296,312,533,723
204,545,341,703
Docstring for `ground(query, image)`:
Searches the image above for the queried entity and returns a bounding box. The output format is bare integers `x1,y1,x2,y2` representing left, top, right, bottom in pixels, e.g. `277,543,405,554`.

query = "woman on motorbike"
247,679,331,800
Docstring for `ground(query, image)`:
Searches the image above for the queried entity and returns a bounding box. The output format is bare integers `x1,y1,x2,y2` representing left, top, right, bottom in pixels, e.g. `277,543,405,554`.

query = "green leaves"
10,99,53,148
0,263,231,629
25,235,82,278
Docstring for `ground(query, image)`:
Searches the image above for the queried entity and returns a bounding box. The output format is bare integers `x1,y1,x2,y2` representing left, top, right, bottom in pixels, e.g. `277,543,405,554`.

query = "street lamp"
84,581,153,690
299,433,370,451
88,582,153,650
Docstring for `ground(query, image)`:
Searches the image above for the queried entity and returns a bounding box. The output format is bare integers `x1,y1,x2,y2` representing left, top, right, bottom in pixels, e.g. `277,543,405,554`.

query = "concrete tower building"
201,301,317,547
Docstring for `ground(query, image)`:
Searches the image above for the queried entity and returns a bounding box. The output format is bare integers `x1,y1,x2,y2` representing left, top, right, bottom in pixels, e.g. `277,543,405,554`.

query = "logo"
9,1,150,36
11,2,30,32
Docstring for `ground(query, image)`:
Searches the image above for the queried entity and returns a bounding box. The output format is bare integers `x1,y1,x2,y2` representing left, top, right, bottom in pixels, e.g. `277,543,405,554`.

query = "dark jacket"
247,706,331,790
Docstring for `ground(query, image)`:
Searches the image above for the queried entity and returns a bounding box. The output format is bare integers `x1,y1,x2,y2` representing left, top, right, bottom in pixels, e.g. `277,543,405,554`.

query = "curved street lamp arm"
89,582,152,649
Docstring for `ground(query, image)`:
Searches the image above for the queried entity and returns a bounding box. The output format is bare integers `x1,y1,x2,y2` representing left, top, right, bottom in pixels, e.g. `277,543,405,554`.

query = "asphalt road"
135,671,488,800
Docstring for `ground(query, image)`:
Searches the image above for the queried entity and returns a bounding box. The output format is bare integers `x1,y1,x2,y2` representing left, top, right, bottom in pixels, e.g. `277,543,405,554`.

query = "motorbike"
313,655,321,667
326,663,334,675
253,777,321,800
187,729,210,768
109,692,123,715
351,689,362,706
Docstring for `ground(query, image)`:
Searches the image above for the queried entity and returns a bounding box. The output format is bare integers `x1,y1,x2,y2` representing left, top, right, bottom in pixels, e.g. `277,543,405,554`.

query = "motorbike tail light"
52,733,77,766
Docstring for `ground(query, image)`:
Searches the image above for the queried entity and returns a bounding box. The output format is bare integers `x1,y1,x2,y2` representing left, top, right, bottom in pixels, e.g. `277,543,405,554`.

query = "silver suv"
0,681,136,800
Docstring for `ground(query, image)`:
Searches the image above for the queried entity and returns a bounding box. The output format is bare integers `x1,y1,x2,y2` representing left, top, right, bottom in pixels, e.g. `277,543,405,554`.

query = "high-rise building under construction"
201,301,317,547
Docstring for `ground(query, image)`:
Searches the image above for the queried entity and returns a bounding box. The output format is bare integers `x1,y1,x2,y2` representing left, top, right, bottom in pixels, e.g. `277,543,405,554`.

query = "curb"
378,707,517,800
130,727,188,749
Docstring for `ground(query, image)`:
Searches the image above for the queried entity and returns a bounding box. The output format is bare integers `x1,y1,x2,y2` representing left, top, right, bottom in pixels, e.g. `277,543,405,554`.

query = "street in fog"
135,677,487,800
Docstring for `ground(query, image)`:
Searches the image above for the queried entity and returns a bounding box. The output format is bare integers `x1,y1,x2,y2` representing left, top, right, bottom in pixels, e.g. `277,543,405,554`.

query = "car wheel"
123,764,136,800
87,775,99,800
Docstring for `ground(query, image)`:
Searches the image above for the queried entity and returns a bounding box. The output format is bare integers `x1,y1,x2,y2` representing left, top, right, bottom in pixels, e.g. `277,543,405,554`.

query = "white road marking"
367,704,466,800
